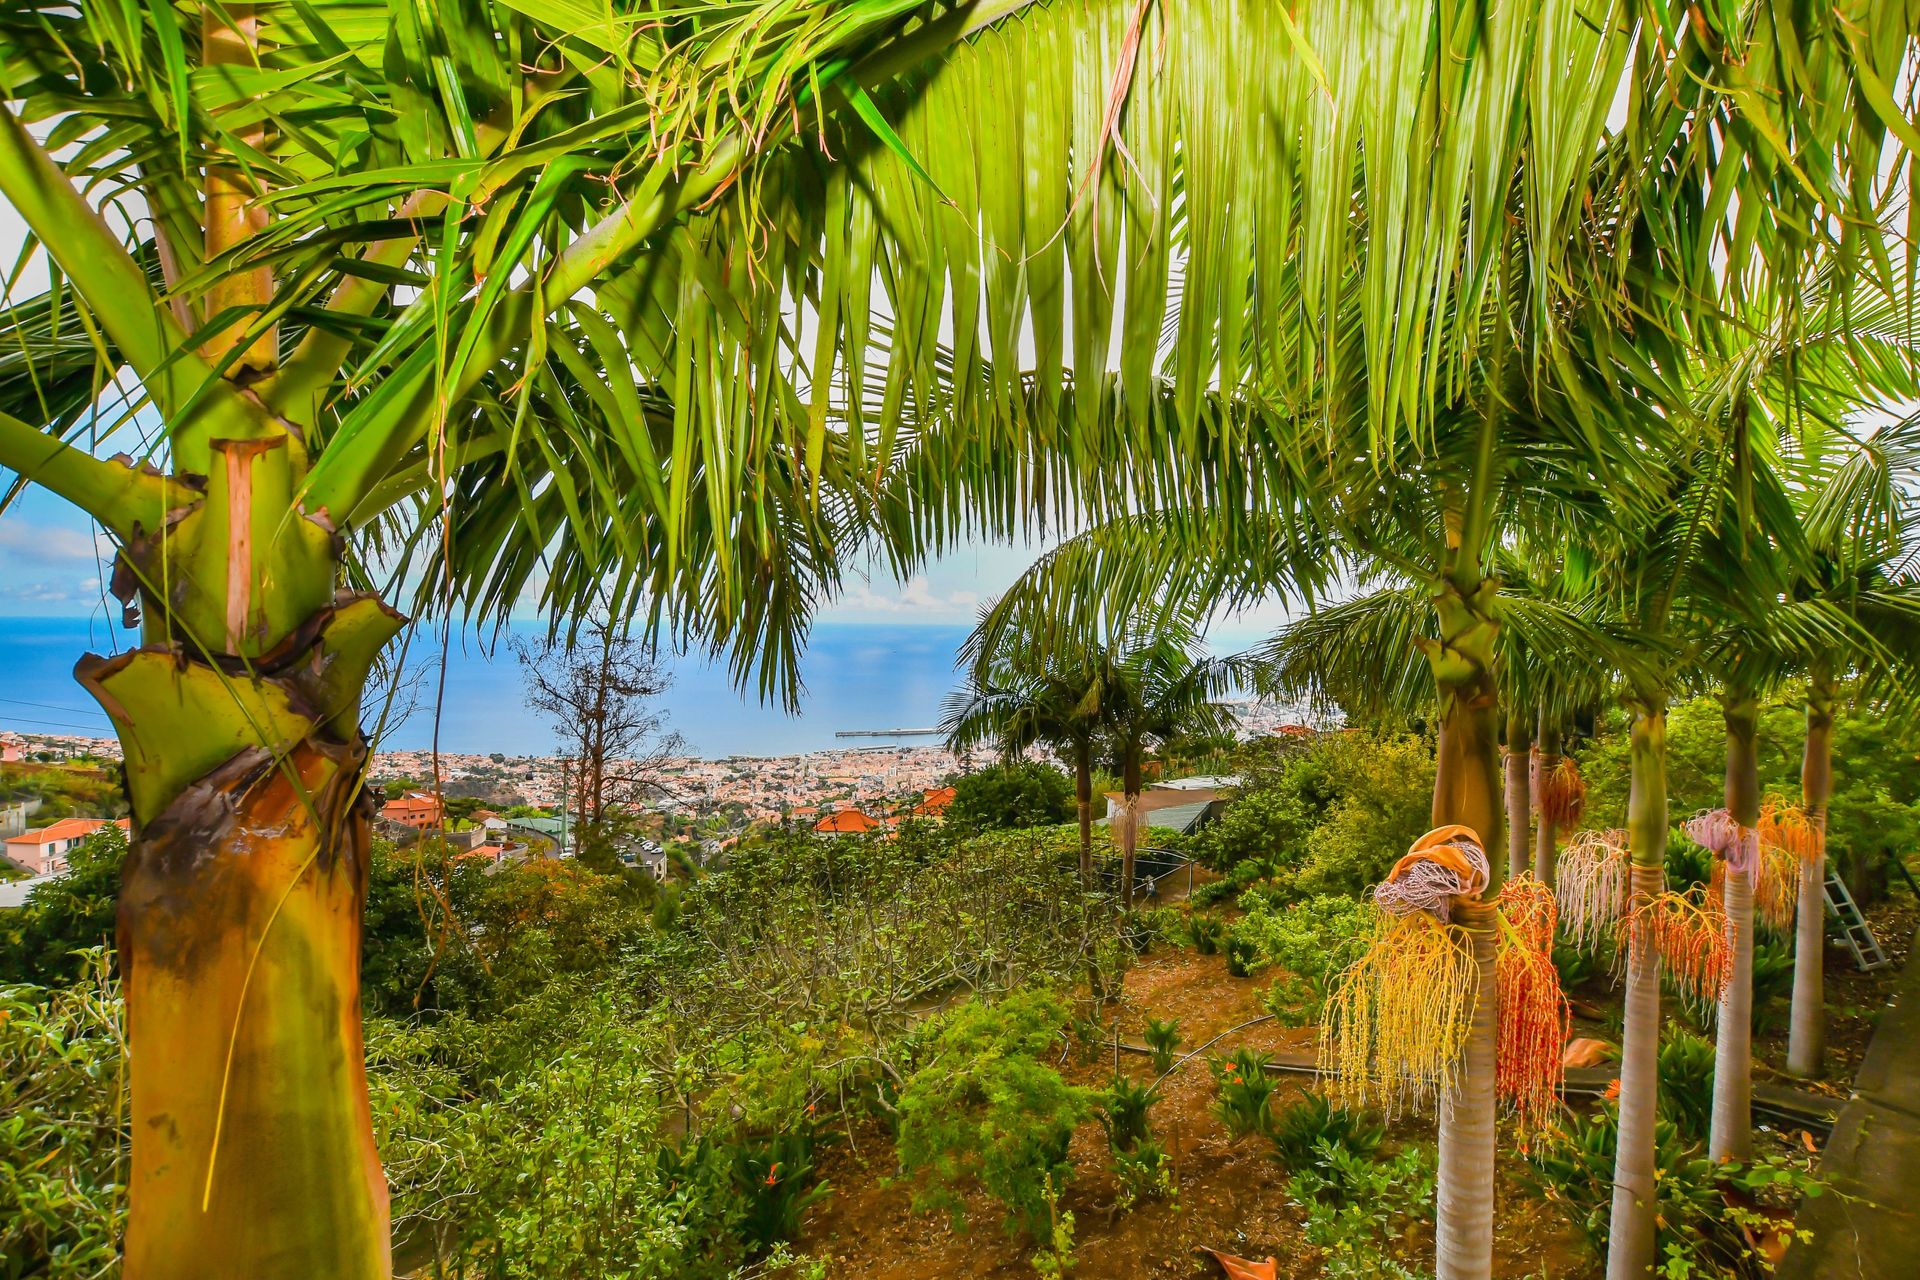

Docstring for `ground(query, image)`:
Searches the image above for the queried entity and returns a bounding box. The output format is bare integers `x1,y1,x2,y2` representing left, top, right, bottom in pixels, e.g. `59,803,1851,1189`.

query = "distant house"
1100,783,1232,838
453,844,507,867
4,816,130,878
911,785,956,818
814,808,880,836
1,733,25,763
378,792,443,830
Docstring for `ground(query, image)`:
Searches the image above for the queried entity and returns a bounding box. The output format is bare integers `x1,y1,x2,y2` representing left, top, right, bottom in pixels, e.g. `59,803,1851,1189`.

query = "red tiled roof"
813,808,880,833
6,817,128,846
912,785,956,816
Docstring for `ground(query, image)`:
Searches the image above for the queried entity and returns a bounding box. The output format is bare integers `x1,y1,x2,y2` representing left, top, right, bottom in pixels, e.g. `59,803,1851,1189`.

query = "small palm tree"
940,642,1118,879
1101,632,1241,907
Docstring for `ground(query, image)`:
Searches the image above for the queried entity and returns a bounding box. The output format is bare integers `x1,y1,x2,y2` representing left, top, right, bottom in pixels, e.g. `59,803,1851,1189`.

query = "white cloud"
829,574,981,620
0,520,104,562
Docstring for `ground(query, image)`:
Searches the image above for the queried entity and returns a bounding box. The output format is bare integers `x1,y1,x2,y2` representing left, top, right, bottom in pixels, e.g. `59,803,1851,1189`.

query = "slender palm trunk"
1425,575,1505,1280
1505,711,1533,882
1788,665,1834,1078
1710,691,1760,1163
1120,747,1141,908
1606,706,1667,1279
1074,741,1094,883
1532,709,1561,887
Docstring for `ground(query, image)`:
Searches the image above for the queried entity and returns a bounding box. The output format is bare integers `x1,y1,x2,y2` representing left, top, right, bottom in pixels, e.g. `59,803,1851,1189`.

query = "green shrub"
1231,894,1370,979
1285,1141,1435,1280
1267,1092,1384,1170
1523,1102,1822,1278
894,991,1095,1239
1187,912,1227,955
1111,1140,1176,1210
1657,1030,1716,1144
1210,1049,1277,1138
1099,1075,1159,1153
1225,933,1260,977
1185,731,1432,901
1143,1015,1182,1075
945,762,1077,835
0,952,126,1280
0,827,126,985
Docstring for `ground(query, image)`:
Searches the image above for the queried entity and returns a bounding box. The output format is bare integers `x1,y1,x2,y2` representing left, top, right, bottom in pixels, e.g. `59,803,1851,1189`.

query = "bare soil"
790,888,1918,1280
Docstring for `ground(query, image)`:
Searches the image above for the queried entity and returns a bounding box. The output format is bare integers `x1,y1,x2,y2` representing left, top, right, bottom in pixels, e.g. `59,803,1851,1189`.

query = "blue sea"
0,615,974,759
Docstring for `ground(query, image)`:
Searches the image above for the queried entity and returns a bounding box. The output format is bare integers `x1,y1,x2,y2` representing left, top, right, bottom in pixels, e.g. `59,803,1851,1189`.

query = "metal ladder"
1823,869,1891,972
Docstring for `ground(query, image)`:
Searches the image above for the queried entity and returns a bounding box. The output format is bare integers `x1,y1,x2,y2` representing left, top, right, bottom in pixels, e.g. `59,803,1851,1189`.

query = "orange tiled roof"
912,785,956,816
6,817,128,845
813,808,880,834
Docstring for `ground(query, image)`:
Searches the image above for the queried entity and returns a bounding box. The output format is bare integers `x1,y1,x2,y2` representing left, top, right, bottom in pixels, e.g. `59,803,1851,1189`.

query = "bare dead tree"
515,612,685,866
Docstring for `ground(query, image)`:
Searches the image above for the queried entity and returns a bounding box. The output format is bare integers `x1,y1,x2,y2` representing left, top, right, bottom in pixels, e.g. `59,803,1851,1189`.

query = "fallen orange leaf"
1197,1247,1279,1280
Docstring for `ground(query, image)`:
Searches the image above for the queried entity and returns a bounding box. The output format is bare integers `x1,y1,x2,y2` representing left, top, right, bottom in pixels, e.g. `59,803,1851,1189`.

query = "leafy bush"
1210,1049,1277,1138
1267,1092,1384,1170
1112,1140,1176,1211
894,991,1094,1238
1285,1141,1435,1280
0,827,126,985
944,762,1077,836
1225,933,1260,977
369,993,786,1278
1657,1030,1716,1144
1,952,125,1280
1099,1075,1159,1153
1143,1015,1182,1075
1187,731,1433,902
1231,894,1371,1022
1524,1102,1822,1278
1186,912,1227,955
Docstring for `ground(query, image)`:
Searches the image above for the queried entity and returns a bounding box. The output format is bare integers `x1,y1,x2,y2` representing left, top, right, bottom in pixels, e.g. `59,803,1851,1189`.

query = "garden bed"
790,887,1917,1280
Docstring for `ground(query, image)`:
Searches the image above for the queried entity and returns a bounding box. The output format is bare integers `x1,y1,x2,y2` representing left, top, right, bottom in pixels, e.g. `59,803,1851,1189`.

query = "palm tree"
940,639,1119,879
1100,632,1240,907
5,4,1911,1277
1782,415,1920,1078
0,4,1048,1274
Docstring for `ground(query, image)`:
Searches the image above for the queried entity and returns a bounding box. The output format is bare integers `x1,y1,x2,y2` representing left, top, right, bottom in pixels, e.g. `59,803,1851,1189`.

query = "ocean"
0,615,976,759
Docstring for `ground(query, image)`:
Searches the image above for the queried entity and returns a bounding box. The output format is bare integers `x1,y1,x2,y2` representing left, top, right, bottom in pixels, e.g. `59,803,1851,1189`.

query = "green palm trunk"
1422,571,1505,1280
1710,690,1761,1163
1606,703,1667,1278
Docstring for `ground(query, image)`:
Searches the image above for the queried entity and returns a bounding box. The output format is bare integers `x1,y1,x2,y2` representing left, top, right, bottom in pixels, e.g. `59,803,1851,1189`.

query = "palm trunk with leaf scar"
1606,703,1667,1279
1710,689,1760,1163
1787,663,1833,1078
77,433,402,1280
1120,744,1142,908
1419,571,1505,1280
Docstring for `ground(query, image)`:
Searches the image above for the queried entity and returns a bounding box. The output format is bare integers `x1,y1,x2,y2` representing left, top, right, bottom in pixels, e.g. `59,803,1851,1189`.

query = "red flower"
764,1163,781,1186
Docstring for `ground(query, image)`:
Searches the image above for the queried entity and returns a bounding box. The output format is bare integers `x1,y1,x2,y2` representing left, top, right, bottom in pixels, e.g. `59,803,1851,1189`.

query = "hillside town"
1,695,1315,898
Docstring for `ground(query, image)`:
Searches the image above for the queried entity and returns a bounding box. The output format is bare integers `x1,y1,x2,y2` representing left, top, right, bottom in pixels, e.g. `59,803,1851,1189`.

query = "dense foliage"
0,827,125,985
894,990,1093,1237
1189,730,1434,901
943,762,1078,836
1,820,1126,1276
1577,690,1920,899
